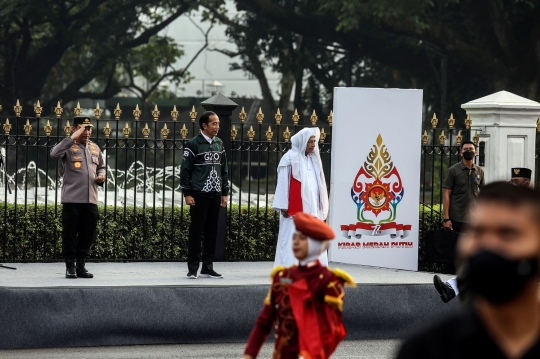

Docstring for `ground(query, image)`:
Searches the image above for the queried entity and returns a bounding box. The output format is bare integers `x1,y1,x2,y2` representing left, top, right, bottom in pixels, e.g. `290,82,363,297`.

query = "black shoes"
199,269,223,279
187,271,198,279
433,275,456,303
65,258,93,279
65,259,77,278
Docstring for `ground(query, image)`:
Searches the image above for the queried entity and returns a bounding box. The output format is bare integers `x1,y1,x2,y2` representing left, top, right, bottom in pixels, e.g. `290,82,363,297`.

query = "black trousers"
62,203,99,259
444,219,466,274
188,194,221,273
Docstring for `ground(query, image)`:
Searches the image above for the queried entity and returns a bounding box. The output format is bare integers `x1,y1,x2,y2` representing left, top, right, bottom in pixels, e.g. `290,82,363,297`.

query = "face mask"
460,250,538,304
462,150,475,160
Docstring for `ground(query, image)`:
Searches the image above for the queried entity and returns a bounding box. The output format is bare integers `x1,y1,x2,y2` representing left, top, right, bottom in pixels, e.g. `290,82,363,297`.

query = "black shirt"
396,308,540,359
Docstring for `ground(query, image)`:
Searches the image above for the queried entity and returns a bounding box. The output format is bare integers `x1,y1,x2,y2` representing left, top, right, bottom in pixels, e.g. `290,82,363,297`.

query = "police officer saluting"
50,116,105,278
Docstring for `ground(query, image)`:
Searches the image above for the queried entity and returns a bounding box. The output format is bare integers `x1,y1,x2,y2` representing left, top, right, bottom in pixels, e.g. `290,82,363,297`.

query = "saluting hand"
71,125,86,141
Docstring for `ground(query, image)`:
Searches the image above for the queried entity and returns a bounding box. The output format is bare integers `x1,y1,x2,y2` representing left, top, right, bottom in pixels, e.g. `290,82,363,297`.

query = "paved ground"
0,340,402,359
0,262,453,288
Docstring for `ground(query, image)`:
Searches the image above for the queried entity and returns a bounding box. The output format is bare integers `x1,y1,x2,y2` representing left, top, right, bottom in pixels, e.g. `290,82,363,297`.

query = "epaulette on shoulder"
331,268,356,287
270,265,285,281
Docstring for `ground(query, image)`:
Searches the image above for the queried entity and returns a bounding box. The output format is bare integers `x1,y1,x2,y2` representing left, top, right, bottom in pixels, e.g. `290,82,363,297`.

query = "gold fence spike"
320,127,326,143
456,130,463,146
448,113,455,129
171,105,179,121
23,119,32,136
44,119,52,136
283,126,291,142
189,105,197,122
14,99,22,117
34,100,43,118
180,124,189,139
74,102,82,116
55,101,63,118
422,130,429,145
431,113,438,129
161,123,169,139
292,109,299,125
3,118,12,135
94,103,103,119
123,122,131,138
328,110,333,127
464,114,472,130
275,108,282,124
439,130,446,145
0,105,2,112
247,125,255,141
473,130,479,145
239,106,247,123
536,118,540,132
133,104,141,121
265,126,273,141
310,110,318,126
103,122,112,138
142,123,150,138
64,120,71,136
256,107,264,124
114,103,122,120
231,125,238,140
151,104,160,121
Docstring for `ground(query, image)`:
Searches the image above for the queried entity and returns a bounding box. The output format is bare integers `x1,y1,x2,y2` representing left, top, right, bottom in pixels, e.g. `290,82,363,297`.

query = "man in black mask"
397,182,540,359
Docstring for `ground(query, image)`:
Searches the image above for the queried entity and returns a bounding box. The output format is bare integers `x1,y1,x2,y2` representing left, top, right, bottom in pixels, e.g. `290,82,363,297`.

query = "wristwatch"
443,219,451,222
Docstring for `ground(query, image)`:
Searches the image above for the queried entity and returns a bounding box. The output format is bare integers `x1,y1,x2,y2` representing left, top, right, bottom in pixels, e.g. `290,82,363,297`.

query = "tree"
0,0,201,112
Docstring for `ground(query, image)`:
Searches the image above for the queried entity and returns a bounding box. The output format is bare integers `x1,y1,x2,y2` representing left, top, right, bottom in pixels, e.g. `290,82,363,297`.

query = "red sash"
288,173,303,216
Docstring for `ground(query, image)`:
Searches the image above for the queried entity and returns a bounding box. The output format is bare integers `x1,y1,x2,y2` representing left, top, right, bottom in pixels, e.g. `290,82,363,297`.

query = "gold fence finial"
536,117,540,132
465,114,472,130
14,99,22,117
34,100,43,118
64,120,71,136
231,125,238,140
456,130,463,145
283,126,291,142
142,123,150,138
292,109,299,125
310,110,318,126
328,110,333,127
74,102,82,116
103,122,112,138
94,103,103,119
320,127,326,143
152,104,160,121
265,126,273,141
23,119,32,135
431,113,438,129
180,124,188,139
473,130,479,145
422,130,429,145
448,113,455,129
239,106,247,123
44,119,52,136
189,105,197,122
133,104,141,121
439,130,446,145
256,107,264,124
3,118,12,135
161,123,169,139
275,108,282,124
114,103,122,120
247,125,255,141
171,105,179,121
123,122,131,138
55,101,63,118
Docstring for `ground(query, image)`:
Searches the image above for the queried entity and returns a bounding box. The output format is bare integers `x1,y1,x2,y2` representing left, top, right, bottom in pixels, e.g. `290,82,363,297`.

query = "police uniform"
50,116,105,278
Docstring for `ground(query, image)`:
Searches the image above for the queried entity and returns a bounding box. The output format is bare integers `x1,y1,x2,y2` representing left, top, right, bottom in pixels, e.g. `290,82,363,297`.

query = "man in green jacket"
181,111,229,279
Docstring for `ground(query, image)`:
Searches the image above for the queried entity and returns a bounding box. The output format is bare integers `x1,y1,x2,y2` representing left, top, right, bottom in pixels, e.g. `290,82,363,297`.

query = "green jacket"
180,134,229,197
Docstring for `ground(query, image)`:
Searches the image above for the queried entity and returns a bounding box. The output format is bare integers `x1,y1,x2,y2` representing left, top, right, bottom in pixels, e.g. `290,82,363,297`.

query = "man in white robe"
272,127,330,267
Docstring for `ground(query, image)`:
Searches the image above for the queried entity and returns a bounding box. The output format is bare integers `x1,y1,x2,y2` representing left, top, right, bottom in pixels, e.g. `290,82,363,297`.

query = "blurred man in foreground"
398,182,540,358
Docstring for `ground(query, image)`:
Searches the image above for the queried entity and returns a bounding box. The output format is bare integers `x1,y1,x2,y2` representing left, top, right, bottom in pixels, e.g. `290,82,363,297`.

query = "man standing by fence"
272,128,329,267
50,116,105,279
181,111,229,279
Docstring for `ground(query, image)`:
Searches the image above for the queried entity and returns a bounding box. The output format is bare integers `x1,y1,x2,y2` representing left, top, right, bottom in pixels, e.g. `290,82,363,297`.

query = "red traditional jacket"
244,260,355,359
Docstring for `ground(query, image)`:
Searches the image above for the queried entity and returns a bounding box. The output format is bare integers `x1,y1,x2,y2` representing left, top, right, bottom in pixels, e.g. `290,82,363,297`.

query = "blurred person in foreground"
272,128,329,267
243,212,355,359
397,182,540,359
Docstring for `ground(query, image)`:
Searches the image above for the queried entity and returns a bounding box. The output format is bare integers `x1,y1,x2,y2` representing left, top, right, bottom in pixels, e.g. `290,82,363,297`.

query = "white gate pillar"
461,91,540,185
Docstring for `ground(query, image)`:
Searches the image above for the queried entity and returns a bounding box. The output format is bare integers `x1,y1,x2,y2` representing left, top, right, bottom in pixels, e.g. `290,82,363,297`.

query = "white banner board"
328,88,423,271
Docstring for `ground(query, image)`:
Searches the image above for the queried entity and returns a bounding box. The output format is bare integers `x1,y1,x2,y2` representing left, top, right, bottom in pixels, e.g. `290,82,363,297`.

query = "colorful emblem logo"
340,134,411,239
74,162,82,169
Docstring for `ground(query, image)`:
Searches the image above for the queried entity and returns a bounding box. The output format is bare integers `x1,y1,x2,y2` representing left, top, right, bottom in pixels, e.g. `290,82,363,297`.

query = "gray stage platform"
0,262,458,350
